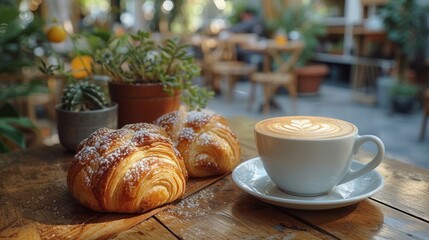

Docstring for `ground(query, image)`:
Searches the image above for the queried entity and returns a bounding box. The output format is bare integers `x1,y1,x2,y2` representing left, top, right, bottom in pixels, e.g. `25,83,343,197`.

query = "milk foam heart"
256,116,356,139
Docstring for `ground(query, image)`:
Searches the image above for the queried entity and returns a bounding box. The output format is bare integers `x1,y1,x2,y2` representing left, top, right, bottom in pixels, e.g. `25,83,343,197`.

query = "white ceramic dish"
232,157,384,210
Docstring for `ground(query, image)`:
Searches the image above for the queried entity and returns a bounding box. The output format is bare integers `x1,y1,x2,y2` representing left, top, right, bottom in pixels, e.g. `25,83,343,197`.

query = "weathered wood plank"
157,172,429,239
0,145,225,239
367,153,429,222
112,218,176,240
156,176,334,239
285,200,429,239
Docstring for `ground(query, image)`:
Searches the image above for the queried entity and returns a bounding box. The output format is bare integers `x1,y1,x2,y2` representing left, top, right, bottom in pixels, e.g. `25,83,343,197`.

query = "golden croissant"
67,123,188,213
155,110,241,177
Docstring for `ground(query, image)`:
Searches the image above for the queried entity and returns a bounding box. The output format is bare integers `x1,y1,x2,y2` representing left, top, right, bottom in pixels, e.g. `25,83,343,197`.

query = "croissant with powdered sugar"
154,110,241,177
67,123,188,213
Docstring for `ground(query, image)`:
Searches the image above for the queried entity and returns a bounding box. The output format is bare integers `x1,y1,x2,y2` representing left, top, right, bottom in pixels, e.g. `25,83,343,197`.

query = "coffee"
255,116,356,139
254,116,384,196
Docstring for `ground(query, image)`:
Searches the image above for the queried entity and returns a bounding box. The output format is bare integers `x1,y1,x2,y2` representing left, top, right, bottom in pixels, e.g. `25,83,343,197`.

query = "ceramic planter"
296,64,329,95
56,103,118,151
109,82,181,127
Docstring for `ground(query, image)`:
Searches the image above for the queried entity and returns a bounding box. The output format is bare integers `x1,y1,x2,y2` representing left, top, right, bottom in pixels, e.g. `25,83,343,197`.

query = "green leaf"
0,140,11,153
0,6,19,23
0,120,26,148
1,117,36,129
0,102,19,117
0,81,48,102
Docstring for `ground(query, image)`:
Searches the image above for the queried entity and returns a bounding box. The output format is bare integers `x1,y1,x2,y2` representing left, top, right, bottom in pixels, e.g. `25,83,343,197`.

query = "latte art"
271,119,341,135
255,116,356,139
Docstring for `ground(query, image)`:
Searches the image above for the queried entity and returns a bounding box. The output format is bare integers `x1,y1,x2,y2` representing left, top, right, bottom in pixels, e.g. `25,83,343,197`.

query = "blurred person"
230,8,264,37
229,8,265,72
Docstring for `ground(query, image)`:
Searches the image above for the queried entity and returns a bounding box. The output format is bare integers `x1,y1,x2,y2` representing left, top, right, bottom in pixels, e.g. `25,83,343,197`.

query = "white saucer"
232,157,384,210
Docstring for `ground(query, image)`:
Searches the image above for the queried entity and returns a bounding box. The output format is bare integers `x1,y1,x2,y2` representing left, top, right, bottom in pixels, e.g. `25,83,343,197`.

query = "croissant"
67,123,188,213
154,110,241,177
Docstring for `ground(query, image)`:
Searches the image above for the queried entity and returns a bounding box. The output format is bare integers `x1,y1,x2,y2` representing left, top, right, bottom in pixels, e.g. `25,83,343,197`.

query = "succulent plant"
61,81,108,112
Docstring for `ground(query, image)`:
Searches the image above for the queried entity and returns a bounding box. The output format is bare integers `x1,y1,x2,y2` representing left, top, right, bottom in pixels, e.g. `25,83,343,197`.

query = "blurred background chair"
419,89,429,141
201,33,257,101
248,41,304,114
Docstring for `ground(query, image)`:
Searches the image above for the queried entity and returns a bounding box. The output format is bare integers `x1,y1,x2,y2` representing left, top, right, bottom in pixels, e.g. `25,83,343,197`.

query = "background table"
241,40,304,72
1,117,428,239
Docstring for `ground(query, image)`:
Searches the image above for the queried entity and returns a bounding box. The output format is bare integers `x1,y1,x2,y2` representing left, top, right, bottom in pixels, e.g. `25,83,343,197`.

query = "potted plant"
94,31,213,127
273,3,328,95
54,80,117,151
381,0,428,113
390,83,419,114
40,29,117,152
39,62,118,151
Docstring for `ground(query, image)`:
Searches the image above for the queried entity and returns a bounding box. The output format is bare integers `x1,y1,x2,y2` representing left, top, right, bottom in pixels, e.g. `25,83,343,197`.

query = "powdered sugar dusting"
195,132,212,146
97,129,132,154
179,127,195,143
166,187,215,218
132,130,172,147
84,143,137,186
73,123,172,188
124,157,153,182
187,111,211,128
155,110,180,126
77,128,111,152
74,146,98,165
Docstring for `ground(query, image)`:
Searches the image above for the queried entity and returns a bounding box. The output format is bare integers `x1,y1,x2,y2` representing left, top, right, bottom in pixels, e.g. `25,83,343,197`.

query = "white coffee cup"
254,116,385,196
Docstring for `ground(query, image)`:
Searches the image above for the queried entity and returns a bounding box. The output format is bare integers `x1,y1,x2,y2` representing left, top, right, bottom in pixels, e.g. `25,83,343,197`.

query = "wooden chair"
248,42,304,114
419,89,429,141
201,34,257,101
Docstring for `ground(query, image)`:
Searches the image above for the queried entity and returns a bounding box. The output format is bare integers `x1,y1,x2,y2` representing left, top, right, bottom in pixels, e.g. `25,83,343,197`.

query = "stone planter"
109,82,180,127
56,103,118,152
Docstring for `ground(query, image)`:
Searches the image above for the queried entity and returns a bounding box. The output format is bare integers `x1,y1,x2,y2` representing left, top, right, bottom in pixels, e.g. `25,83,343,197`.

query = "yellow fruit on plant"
46,25,67,43
70,55,93,79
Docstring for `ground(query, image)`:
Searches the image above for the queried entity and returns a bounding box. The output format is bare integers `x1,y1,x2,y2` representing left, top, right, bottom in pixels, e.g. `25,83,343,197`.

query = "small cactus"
61,81,108,111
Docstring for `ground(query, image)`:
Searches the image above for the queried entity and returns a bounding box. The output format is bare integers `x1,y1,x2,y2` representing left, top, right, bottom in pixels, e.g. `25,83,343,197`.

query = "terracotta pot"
56,103,118,152
296,64,329,95
109,82,180,127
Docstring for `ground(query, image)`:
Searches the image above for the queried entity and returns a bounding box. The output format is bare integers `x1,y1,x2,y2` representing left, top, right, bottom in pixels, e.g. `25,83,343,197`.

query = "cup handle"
338,135,385,185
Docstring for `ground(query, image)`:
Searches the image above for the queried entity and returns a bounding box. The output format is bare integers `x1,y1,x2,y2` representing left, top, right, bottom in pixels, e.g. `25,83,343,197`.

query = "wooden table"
1,117,429,239
240,40,304,72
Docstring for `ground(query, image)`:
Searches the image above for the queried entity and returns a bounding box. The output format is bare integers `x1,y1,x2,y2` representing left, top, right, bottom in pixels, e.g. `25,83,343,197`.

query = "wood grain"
0,145,226,239
112,218,176,240
371,156,429,222
155,176,334,239
285,200,429,239
155,172,429,239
